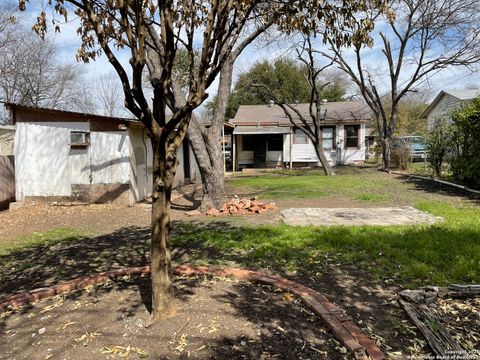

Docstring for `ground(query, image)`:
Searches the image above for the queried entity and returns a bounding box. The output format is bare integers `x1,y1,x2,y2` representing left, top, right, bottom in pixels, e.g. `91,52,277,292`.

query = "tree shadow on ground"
1,218,479,356
0,274,344,359
398,175,480,203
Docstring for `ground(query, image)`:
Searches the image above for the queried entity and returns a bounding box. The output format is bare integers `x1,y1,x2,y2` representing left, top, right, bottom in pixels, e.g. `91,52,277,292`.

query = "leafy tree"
396,100,428,136
449,97,480,187
207,58,349,120
426,118,451,177
21,0,389,321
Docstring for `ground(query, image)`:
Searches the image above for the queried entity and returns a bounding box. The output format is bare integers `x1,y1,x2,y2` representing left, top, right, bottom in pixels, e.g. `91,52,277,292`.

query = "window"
293,129,308,144
70,131,90,147
321,127,335,149
267,134,283,151
242,135,256,151
345,125,360,148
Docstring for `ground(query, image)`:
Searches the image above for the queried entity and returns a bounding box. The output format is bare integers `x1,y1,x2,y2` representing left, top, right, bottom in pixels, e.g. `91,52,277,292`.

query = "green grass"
0,228,89,258
230,168,398,202
173,199,480,287
1,168,479,290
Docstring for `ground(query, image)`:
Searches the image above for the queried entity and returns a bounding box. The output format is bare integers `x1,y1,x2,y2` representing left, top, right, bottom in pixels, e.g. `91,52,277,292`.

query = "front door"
252,135,267,168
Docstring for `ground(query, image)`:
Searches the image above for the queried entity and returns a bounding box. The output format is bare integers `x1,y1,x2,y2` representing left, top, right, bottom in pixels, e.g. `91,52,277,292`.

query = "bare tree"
0,27,80,113
22,0,389,322
323,0,480,168
253,36,335,175
93,72,131,117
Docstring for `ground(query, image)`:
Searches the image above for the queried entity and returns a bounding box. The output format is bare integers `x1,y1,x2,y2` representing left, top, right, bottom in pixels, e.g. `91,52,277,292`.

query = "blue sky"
17,3,480,108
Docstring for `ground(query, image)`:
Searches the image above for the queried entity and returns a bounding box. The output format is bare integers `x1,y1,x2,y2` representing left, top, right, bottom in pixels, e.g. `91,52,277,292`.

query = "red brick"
343,338,364,353
354,349,369,360
320,314,343,331
54,282,77,294
299,294,330,315
343,321,385,360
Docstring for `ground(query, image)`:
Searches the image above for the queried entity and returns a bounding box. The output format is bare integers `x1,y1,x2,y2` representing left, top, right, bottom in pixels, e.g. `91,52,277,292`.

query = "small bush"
426,118,451,177
391,142,409,170
449,98,480,188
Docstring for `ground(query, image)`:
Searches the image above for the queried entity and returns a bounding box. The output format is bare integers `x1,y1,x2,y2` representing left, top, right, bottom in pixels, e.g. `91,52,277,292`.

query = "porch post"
232,134,237,173
289,128,293,170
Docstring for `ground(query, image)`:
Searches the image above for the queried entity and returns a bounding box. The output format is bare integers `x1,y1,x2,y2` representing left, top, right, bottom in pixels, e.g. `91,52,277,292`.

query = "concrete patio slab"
281,206,442,226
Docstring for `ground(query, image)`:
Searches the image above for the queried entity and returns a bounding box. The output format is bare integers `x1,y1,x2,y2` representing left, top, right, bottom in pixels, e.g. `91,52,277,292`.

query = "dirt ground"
0,172,478,358
0,275,345,360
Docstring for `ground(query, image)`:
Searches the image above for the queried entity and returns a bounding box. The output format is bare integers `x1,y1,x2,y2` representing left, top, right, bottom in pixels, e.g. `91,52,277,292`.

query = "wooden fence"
0,156,15,210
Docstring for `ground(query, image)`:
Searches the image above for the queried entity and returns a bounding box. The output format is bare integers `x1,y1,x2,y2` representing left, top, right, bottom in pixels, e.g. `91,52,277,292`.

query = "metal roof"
233,126,291,135
3,102,139,124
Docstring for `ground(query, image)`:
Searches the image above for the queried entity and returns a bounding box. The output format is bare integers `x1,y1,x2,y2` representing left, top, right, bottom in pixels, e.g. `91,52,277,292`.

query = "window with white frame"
293,128,308,144
344,125,360,149
321,127,335,149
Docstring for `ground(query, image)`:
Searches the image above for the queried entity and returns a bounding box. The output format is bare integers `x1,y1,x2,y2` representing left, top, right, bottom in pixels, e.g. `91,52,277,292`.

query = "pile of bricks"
206,196,276,216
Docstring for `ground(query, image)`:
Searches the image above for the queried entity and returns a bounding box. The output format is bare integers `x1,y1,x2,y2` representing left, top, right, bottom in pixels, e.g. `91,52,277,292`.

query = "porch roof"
233,126,291,135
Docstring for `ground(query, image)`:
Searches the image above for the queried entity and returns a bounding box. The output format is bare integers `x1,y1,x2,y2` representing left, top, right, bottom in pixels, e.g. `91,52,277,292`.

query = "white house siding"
338,124,366,165
249,123,366,165
15,121,89,200
426,94,464,131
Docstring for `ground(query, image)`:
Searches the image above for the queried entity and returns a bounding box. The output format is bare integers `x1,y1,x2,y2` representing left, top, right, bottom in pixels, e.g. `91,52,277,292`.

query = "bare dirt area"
0,275,344,360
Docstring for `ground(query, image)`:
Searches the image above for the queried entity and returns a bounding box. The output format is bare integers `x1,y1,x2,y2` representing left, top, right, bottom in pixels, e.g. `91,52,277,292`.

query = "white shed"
6,103,199,205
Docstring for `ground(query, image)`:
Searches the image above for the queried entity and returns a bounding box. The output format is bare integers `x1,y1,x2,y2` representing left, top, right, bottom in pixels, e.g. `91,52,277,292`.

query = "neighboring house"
422,89,480,130
230,101,371,170
0,125,15,156
4,103,199,205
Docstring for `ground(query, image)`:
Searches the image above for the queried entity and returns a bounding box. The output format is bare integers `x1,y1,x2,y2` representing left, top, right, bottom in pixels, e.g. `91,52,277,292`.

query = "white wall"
15,122,88,200
15,122,130,201
337,124,366,165
238,124,366,168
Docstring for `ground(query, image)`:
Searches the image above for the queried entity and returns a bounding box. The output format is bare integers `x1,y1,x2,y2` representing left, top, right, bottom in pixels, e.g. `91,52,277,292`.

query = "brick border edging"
0,265,385,360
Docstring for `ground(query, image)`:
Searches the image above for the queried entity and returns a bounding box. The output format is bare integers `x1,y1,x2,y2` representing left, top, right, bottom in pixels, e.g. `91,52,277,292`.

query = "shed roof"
3,102,139,125
232,101,370,127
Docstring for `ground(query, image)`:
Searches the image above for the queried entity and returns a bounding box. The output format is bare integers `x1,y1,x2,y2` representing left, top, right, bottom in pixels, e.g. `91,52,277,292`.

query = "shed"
5,103,199,205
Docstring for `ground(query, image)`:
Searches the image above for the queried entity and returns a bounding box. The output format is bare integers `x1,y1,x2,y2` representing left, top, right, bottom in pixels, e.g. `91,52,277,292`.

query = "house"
230,101,371,170
422,89,480,130
4,103,199,206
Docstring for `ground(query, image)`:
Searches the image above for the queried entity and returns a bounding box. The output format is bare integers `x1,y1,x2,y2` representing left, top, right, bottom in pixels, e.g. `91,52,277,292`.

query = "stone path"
281,206,442,226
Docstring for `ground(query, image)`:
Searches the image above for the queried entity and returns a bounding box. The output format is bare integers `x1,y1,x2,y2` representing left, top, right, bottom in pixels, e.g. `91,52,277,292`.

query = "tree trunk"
381,136,391,169
187,118,226,211
313,141,335,175
149,139,176,321
184,60,235,210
